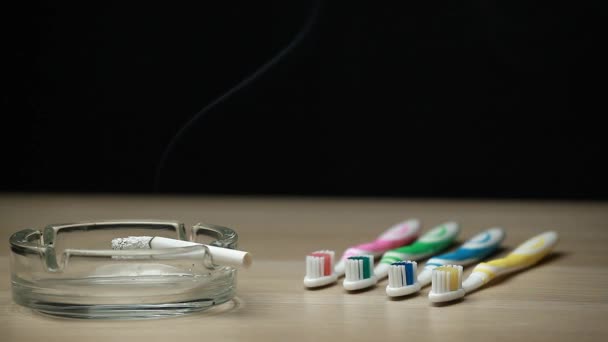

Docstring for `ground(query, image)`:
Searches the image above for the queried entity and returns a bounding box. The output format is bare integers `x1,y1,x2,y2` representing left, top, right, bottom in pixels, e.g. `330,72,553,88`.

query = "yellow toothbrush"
428,231,558,303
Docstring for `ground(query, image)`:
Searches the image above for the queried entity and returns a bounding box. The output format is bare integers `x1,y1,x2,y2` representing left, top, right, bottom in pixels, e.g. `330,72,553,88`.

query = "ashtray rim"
10,220,239,269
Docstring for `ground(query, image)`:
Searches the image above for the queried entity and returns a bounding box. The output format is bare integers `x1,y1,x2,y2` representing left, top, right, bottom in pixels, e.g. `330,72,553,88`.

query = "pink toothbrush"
334,219,421,276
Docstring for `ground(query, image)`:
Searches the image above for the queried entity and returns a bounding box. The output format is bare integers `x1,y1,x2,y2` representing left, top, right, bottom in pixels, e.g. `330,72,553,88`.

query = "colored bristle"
431,265,463,293
345,255,373,281
388,261,417,288
306,250,335,278
311,251,333,276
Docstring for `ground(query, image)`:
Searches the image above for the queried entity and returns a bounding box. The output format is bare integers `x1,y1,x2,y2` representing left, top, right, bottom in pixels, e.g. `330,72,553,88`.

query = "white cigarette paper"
112,236,252,269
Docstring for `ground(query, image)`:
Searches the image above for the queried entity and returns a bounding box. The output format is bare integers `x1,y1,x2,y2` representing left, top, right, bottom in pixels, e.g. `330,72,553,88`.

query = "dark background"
3,1,607,198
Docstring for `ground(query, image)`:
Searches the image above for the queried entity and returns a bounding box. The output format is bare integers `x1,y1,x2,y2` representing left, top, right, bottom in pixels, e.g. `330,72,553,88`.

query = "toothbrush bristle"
311,251,333,276
431,265,463,293
345,255,373,281
306,250,335,278
388,261,417,288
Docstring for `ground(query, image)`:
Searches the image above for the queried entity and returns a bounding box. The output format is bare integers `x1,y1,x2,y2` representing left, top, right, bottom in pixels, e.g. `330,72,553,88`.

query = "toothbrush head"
304,250,338,288
343,255,377,291
386,261,421,297
428,265,465,303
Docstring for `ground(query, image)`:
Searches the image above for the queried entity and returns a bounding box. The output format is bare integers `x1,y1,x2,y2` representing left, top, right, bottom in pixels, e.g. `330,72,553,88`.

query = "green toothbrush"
374,222,460,279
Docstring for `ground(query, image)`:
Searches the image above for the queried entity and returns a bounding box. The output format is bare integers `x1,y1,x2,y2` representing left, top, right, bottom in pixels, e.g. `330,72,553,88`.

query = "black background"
3,1,607,198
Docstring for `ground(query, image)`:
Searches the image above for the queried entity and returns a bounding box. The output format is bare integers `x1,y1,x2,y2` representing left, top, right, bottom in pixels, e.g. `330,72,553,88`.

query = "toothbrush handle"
380,222,460,264
469,231,558,283
425,227,505,266
340,219,421,260
334,219,421,275
419,228,505,285
427,247,492,265
380,237,455,264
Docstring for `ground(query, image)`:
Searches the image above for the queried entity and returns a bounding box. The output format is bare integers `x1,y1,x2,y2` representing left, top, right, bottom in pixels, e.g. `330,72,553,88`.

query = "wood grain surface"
1,194,607,341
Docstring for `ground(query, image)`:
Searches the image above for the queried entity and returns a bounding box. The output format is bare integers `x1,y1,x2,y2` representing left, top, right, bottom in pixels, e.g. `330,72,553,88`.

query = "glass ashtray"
9,220,238,319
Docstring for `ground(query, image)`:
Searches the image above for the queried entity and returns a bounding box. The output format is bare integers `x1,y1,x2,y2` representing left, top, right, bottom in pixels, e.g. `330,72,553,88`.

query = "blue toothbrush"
386,227,505,297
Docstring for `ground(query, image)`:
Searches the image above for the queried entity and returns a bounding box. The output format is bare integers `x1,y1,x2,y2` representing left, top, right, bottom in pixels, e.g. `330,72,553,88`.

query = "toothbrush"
386,227,504,297
334,219,421,276
343,255,377,291
374,222,460,279
386,227,505,297
111,236,252,269
428,231,559,303
304,250,338,288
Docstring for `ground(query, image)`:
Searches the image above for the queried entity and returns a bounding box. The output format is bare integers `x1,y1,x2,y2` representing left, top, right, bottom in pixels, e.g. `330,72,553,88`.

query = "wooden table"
1,194,607,341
